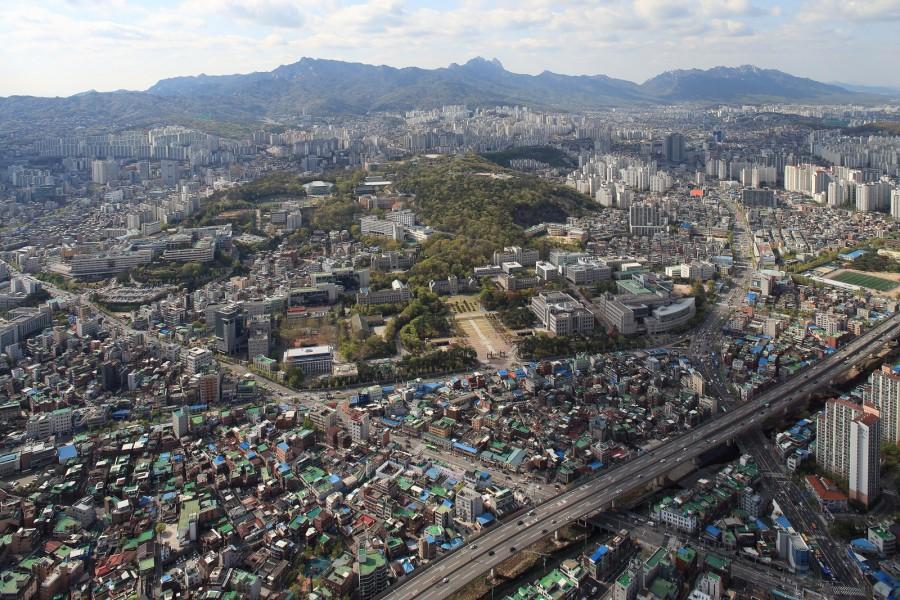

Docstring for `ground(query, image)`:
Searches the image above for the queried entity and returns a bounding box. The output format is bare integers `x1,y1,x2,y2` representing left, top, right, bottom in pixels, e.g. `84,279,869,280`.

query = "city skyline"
2,0,900,97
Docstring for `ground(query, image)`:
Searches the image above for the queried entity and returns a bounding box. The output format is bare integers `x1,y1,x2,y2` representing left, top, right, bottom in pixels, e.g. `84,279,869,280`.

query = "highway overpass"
379,312,900,600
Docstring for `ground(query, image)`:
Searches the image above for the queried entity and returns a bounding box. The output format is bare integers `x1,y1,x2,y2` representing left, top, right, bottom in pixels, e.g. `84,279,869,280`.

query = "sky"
2,0,899,97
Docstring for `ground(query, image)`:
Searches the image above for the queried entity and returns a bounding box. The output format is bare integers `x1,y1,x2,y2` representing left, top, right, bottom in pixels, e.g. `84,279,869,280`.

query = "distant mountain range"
0,58,891,133
828,81,900,97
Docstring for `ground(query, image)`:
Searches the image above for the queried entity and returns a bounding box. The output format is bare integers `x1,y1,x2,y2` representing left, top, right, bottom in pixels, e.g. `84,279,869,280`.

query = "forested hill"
390,154,595,285
394,154,591,242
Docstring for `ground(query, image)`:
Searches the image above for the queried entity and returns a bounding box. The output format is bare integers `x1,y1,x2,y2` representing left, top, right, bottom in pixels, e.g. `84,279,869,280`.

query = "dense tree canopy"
394,154,592,243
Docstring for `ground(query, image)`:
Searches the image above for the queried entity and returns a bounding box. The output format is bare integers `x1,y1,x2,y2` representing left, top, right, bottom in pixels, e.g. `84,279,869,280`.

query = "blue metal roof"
590,545,610,562
453,442,478,455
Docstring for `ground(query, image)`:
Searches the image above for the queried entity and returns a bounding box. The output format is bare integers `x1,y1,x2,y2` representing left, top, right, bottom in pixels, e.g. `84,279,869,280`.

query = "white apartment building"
849,413,880,508
454,486,484,522
815,398,862,480
26,408,73,440
91,159,119,185
864,364,900,444
816,398,881,507
310,406,338,430
183,347,214,376
349,412,370,443
655,505,699,534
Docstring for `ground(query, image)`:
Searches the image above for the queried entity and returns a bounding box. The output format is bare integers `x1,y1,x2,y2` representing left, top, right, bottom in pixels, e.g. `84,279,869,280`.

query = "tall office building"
212,304,246,355
172,409,188,439
664,132,685,163
849,413,880,507
160,160,179,187
892,189,900,220
741,188,777,207
864,364,900,443
91,159,119,185
629,202,667,235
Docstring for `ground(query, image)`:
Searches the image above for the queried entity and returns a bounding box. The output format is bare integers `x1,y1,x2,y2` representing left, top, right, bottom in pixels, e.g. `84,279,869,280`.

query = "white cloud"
216,0,309,28
0,0,897,95
800,0,900,21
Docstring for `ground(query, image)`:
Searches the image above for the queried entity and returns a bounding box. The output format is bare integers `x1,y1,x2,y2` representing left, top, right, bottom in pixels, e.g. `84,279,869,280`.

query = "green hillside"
391,154,595,285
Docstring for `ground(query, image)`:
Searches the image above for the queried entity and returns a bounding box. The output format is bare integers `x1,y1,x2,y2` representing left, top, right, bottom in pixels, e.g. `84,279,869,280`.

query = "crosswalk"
830,584,867,597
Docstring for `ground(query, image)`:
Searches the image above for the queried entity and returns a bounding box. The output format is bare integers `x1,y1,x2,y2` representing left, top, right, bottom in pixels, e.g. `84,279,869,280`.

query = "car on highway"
442,577,449,584
510,546,516,552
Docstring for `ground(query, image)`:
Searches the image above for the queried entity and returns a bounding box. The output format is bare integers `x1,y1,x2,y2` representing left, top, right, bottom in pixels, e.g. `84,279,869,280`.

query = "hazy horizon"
2,0,899,97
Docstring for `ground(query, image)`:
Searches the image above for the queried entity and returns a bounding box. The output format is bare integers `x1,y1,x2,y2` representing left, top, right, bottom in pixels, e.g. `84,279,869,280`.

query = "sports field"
830,270,898,291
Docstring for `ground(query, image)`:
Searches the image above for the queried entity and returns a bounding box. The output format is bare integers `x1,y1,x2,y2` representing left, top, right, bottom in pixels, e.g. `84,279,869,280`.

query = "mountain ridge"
0,57,886,134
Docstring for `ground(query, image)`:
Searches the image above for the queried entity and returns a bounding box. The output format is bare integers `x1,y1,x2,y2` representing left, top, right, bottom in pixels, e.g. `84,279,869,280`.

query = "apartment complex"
815,398,881,508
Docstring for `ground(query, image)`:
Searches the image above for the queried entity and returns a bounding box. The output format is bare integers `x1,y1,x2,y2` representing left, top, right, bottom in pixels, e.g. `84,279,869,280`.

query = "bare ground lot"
447,295,515,368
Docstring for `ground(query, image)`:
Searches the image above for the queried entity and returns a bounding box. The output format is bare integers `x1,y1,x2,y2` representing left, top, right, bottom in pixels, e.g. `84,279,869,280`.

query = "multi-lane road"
380,312,900,600
741,427,866,591
592,512,818,596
